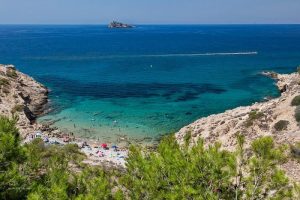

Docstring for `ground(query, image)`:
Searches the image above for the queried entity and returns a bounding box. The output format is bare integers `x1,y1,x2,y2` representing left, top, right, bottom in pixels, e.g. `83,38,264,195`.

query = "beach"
0,64,128,168
3,25,299,143
2,63,300,175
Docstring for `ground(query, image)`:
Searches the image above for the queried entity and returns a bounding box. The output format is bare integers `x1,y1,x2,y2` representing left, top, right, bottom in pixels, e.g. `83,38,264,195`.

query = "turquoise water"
0,25,300,142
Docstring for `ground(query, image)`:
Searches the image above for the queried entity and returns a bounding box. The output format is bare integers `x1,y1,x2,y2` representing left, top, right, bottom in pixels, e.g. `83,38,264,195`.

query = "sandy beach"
2,63,300,175
0,64,128,168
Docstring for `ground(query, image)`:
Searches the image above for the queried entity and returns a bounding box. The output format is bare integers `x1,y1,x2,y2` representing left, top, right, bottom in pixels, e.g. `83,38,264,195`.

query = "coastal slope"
0,64,127,167
0,64,48,137
176,71,300,180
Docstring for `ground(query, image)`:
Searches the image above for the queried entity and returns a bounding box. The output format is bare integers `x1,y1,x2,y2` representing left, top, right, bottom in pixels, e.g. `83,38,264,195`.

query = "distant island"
108,21,134,28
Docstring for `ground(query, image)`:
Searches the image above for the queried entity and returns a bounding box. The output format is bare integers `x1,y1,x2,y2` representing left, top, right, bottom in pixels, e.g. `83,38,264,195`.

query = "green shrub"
0,116,26,199
183,130,192,145
0,78,10,86
274,120,289,131
297,66,300,75
123,135,294,199
244,110,264,127
2,88,10,94
291,142,300,159
6,69,18,79
0,114,299,199
11,105,24,113
291,95,300,106
295,106,300,122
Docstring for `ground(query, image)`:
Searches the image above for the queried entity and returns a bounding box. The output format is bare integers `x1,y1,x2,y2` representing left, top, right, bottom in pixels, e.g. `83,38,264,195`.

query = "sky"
0,0,299,24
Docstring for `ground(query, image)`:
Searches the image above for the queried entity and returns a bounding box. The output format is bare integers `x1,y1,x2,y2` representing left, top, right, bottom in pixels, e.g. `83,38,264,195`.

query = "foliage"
0,116,27,199
183,130,192,146
244,110,265,127
274,120,289,131
122,134,294,200
73,167,113,200
11,104,24,113
0,115,116,200
291,95,300,106
243,137,291,199
122,135,236,199
291,142,300,160
6,68,18,79
0,78,10,86
0,115,299,199
295,106,300,122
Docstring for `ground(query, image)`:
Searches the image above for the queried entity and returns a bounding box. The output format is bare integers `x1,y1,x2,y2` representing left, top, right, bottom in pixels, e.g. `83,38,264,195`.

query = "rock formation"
176,72,300,181
108,21,133,28
0,64,48,137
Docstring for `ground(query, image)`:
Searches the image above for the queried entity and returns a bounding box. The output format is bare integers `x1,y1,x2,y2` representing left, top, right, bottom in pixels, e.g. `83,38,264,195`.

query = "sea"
0,25,300,143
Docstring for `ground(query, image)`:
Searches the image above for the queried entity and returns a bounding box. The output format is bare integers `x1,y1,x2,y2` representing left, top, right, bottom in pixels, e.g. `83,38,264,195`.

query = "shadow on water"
38,75,226,101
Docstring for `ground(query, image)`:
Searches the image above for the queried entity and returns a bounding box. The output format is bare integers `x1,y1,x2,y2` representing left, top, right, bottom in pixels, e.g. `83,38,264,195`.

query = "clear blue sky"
0,0,299,24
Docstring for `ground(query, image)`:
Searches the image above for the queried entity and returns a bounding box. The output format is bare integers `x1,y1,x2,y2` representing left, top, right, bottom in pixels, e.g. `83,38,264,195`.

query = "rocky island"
108,21,134,28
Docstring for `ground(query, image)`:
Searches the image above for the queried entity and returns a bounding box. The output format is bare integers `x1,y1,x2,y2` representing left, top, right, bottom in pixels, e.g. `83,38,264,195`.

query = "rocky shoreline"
0,64,49,134
0,64,127,168
2,64,300,178
176,70,300,181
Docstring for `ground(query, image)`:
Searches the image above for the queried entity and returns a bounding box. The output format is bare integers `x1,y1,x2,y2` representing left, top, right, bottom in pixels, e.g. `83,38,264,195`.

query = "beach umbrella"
101,143,108,148
35,131,42,138
43,137,49,143
112,145,118,149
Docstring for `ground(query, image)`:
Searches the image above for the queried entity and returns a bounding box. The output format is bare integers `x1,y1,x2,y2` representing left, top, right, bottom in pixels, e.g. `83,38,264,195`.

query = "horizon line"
0,23,300,26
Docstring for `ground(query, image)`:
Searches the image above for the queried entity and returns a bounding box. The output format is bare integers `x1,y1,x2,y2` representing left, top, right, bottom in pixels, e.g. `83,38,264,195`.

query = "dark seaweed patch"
39,75,226,101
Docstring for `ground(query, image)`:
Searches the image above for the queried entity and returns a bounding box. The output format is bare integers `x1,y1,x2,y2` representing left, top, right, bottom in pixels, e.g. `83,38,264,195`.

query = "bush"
297,66,300,75
0,114,299,199
0,116,26,199
183,130,192,145
6,69,18,79
291,95,300,106
274,120,289,131
295,106,300,122
291,143,300,159
11,105,24,113
0,78,10,86
244,110,264,127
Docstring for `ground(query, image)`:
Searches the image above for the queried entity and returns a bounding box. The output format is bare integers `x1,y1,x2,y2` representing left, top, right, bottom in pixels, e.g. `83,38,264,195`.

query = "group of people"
24,131,128,167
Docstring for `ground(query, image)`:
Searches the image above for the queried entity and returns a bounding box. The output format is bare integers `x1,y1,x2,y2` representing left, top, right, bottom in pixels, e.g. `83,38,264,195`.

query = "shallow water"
0,25,300,142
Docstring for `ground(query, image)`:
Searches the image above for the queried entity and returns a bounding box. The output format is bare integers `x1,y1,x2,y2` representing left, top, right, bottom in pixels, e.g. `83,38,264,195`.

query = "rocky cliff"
0,64,48,137
176,71,300,180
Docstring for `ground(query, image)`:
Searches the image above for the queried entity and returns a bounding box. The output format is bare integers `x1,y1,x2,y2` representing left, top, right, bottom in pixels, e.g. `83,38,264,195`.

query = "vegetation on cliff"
274,120,289,131
291,95,300,106
1,115,300,199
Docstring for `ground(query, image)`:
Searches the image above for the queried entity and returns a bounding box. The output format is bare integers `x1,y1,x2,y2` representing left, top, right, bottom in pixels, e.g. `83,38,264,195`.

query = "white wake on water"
138,52,258,57
25,52,258,60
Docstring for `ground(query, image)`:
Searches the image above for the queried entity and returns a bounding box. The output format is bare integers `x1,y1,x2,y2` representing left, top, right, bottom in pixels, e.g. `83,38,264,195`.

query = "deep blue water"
0,25,300,142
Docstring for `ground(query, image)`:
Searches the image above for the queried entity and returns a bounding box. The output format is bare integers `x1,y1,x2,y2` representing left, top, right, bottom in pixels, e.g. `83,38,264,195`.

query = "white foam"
136,52,258,57
25,52,258,60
